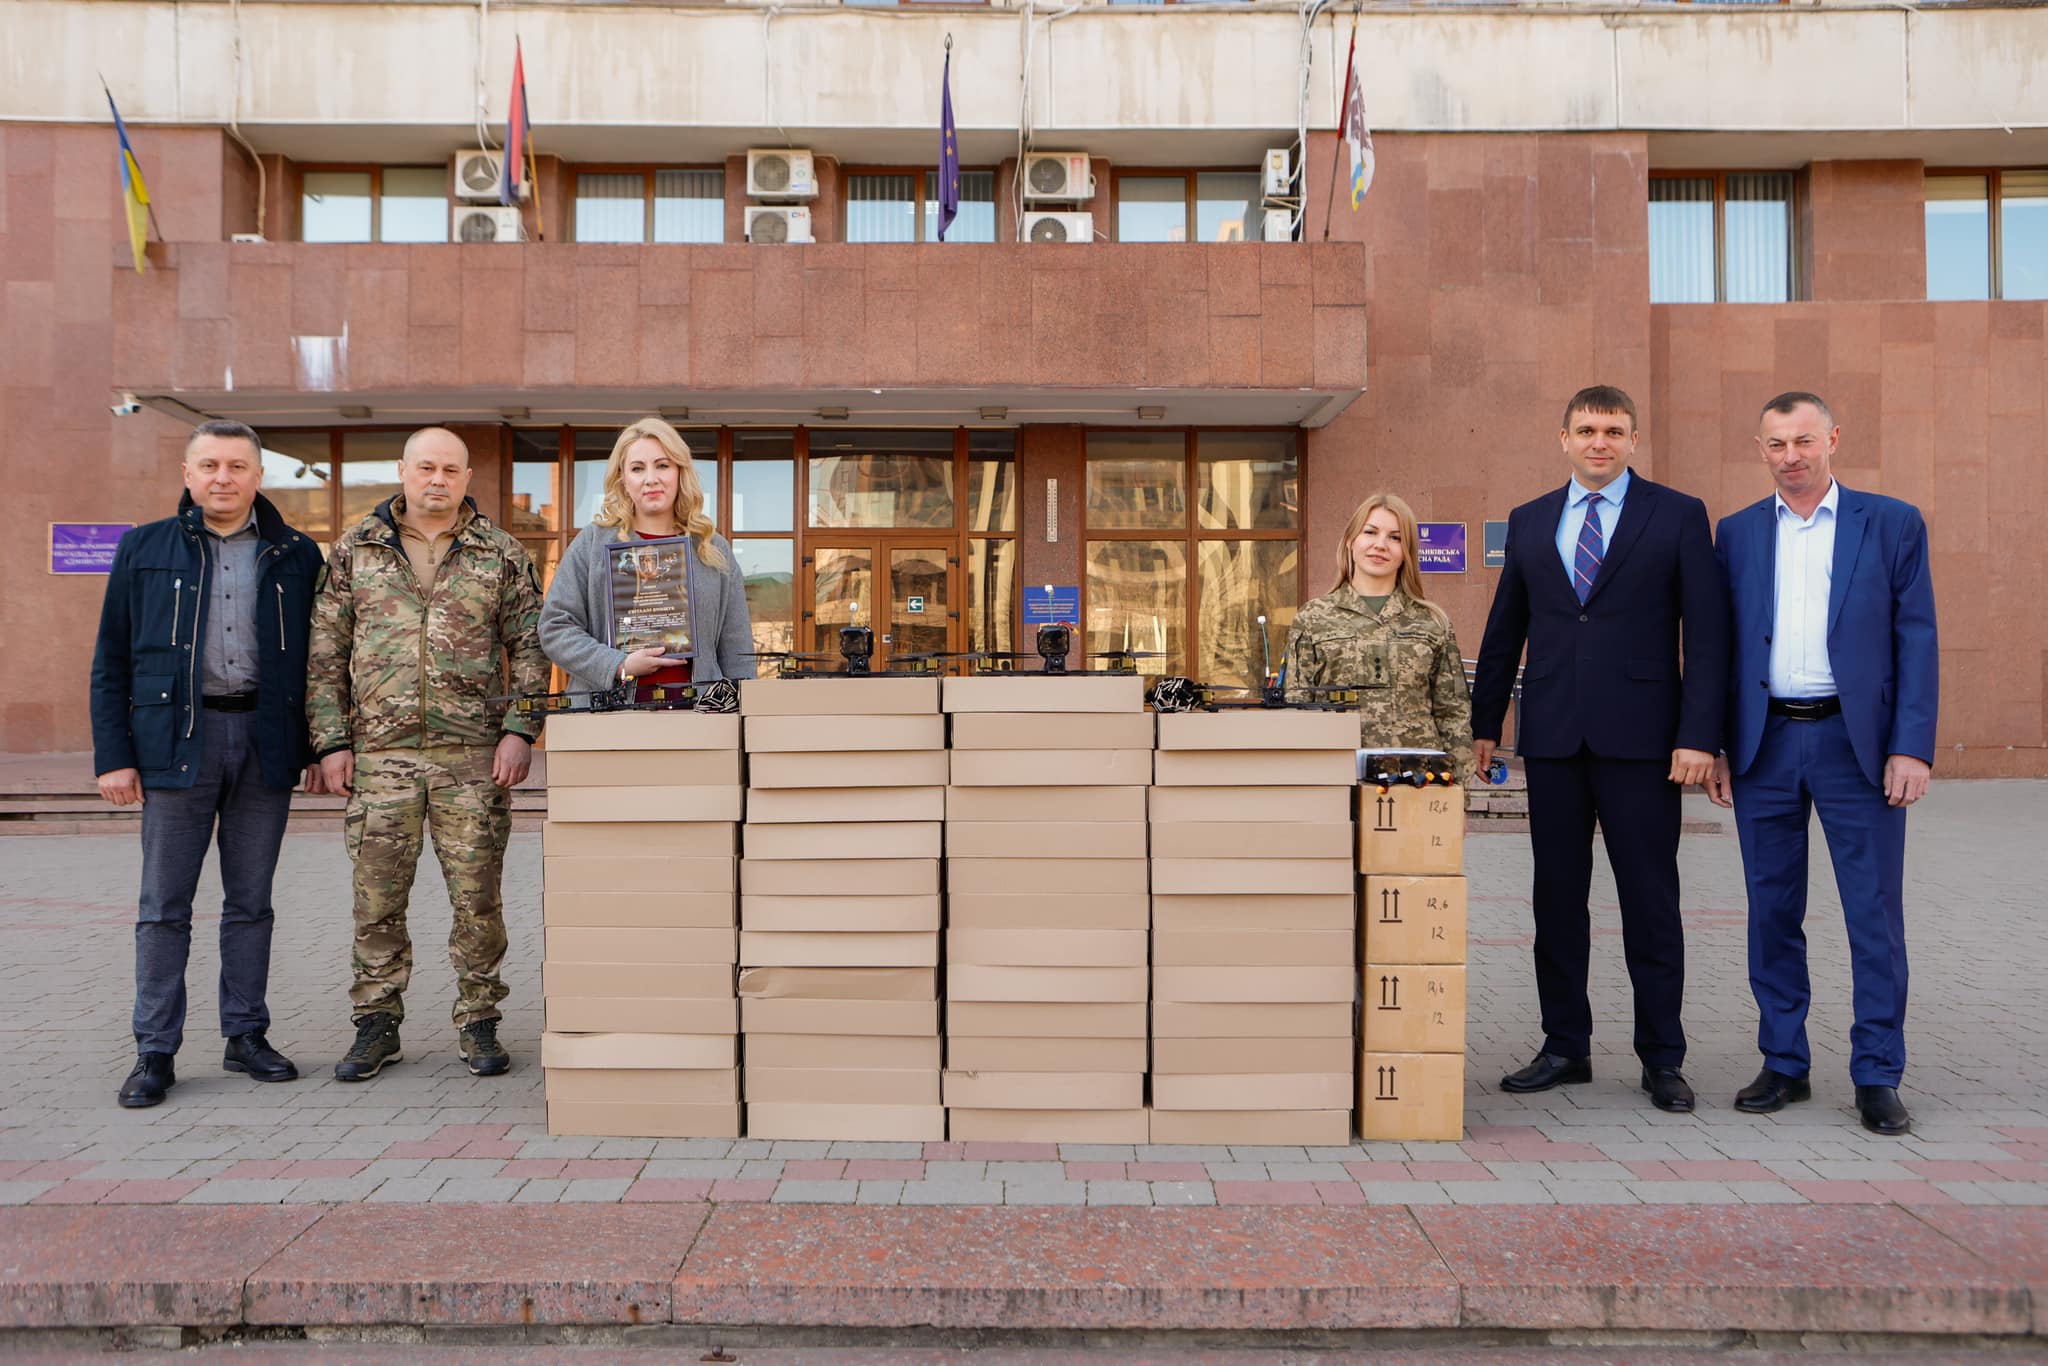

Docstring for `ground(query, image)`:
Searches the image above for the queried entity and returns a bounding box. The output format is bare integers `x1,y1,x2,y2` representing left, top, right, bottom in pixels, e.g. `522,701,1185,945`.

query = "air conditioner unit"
1022,153,1094,202
746,205,814,245
1262,208,1294,243
1262,148,1292,198
1024,211,1092,245
453,149,523,203
747,148,818,200
451,205,525,243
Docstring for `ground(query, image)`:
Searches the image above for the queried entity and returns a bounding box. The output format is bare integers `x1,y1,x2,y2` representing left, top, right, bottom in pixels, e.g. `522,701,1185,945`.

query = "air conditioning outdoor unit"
451,205,525,243
746,205,814,244
747,148,818,200
1262,208,1295,242
1024,211,1093,245
453,149,523,203
1262,148,1293,199
1022,153,1094,202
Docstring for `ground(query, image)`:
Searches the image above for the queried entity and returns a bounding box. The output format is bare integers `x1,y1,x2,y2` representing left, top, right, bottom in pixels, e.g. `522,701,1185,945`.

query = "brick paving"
2,782,2042,1210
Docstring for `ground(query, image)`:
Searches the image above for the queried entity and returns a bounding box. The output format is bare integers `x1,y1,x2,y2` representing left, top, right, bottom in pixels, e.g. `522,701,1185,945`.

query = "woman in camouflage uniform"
1284,492,1477,783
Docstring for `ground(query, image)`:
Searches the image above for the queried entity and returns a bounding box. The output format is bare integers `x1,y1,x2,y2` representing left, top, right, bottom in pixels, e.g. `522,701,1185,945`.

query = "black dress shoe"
118,1052,175,1109
224,1031,299,1083
1856,1084,1911,1136
1640,1065,1696,1113
1734,1066,1812,1114
1500,1051,1592,1093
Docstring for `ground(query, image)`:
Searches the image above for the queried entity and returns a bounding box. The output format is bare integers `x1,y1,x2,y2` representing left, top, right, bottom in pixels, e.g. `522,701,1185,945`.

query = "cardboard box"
1151,1036,1352,1074
544,856,737,895
946,858,1148,896
739,930,940,968
743,1033,941,1070
740,894,940,933
748,751,949,790
1153,928,1354,968
740,821,941,861
543,890,737,930
737,966,936,1001
547,786,743,823
1150,858,1353,897
1151,894,1354,933
541,1031,735,1070
1153,965,1354,1004
941,674,1145,714
947,964,1149,1004
1147,785,1352,824
740,858,939,897
947,1108,1150,1143
1154,751,1358,787
1155,710,1359,751
948,712,1155,750
547,749,742,788
948,892,1150,931
743,1102,946,1141
942,1070,1142,1110
946,1035,1148,1072
542,962,735,999
743,714,945,753
946,1001,1147,1039
746,1066,940,1105
1152,1071,1353,1110
544,1068,738,1103
742,996,939,1037
545,710,740,752
1149,822,1351,861
1358,1050,1465,1141
544,996,736,1035
1361,964,1467,1053
1148,1109,1352,1146
949,749,1153,788
945,822,1148,860
545,927,736,965
1356,785,1466,875
543,821,736,858
547,1100,740,1139
1152,1001,1353,1039
1362,875,1468,964
947,928,1147,968
739,676,939,717
947,786,1147,823
745,786,946,824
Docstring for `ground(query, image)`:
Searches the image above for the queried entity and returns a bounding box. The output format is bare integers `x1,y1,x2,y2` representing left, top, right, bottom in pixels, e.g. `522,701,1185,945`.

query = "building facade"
3,0,2044,773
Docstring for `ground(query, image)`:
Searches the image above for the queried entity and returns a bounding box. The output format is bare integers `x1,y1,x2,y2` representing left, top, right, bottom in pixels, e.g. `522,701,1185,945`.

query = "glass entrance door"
806,539,956,672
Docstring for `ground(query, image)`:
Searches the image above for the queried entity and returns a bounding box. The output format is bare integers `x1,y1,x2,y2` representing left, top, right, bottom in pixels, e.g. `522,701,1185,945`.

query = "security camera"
110,393,142,417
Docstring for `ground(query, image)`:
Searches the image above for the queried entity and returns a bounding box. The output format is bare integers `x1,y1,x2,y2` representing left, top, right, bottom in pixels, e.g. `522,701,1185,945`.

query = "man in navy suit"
1473,385,1729,1113
1707,392,1936,1136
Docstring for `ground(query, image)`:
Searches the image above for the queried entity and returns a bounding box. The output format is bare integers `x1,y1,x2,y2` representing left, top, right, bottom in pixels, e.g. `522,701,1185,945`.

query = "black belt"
202,693,258,713
1768,696,1840,721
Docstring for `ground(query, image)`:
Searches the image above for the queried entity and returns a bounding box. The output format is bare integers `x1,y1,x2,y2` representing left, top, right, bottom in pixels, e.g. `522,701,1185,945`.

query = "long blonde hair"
1333,491,1447,622
591,418,725,569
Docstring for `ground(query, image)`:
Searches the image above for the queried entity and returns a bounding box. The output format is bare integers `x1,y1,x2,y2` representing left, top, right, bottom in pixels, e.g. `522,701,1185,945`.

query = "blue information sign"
1483,520,1509,570
1023,585,1080,625
1415,522,1467,574
50,523,130,575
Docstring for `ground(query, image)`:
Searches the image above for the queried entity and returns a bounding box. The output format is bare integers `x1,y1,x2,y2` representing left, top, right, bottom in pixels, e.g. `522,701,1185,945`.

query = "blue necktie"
1573,492,1605,605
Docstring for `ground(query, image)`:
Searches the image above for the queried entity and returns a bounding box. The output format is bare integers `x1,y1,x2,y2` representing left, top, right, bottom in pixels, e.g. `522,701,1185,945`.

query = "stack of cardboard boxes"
940,673,1153,1143
1356,777,1469,1141
539,710,744,1138
736,677,947,1141
1148,712,1359,1145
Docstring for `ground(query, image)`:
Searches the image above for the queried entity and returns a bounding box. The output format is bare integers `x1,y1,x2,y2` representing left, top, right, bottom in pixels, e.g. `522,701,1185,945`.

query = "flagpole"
1320,5,1362,242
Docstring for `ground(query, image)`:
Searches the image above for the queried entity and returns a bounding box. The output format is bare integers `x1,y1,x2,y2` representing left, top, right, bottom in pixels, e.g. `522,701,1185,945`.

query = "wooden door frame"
800,531,962,672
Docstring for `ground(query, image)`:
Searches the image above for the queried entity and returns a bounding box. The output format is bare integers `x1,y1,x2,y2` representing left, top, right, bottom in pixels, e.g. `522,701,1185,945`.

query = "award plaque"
606,535,698,662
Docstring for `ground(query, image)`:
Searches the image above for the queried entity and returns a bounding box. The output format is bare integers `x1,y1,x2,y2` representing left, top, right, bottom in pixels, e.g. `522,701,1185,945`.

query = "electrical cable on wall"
226,0,267,238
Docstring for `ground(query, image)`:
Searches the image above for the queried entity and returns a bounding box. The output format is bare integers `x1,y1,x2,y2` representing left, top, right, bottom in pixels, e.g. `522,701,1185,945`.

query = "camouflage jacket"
1284,583,1477,782
308,496,548,755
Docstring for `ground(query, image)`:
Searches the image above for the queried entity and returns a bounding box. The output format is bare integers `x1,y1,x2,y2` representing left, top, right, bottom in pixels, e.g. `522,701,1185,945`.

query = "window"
844,169,996,243
1114,170,1262,244
573,168,726,244
300,167,448,243
1648,172,1796,303
965,431,1018,659
1927,171,2048,301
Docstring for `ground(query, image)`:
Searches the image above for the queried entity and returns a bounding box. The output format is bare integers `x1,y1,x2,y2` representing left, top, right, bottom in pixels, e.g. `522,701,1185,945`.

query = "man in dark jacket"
90,419,325,1108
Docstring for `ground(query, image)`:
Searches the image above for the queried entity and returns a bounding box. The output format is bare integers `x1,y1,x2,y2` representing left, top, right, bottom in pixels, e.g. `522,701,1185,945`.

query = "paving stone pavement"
2,783,2043,1210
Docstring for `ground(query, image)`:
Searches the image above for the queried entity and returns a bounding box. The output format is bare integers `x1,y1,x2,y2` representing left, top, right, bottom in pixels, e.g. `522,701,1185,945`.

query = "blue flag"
936,49,960,242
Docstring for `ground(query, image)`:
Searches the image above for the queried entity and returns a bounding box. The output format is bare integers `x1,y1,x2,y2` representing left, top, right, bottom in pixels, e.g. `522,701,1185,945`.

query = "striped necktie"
1573,492,1605,605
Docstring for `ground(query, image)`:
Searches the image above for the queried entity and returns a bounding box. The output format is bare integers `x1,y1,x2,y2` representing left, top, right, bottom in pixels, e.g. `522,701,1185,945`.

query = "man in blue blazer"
1707,392,1936,1136
1473,386,1729,1114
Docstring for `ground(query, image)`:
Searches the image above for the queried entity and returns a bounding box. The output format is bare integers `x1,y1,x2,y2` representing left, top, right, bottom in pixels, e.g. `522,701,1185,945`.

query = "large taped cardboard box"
546,711,740,752
1361,963,1468,1053
740,676,939,717
541,1031,735,1070
1153,928,1354,968
544,856,737,895
1358,1050,1465,1140
544,821,737,858
741,821,941,861
544,1068,738,1103
547,1100,740,1138
947,928,1147,968
1152,1036,1352,1074
544,995,736,1035
542,962,734,999
547,749,742,788
1153,1071,1353,1110
948,712,1155,750
946,858,1147,896
743,1033,942,1069
1151,858,1352,896
742,996,938,1037
739,929,939,968
740,858,939,897
1148,785,1352,824
744,1102,946,1141
946,1000,1147,1039
1153,965,1354,1004
548,785,743,823
947,964,1149,1004
949,891,1150,931
738,965,936,1001
545,926,736,966
945,821,1148,860
1149,822,1351,861
543,890,737,929
946,785,1147,823
1362,875,1468,964
1151,893,1354,933
1148,1109,1352,1146
748,750,949,790
942,1070,1142,1110
1152,1001,1352,1038
947,1035,1148,1072
740,894,940,933
941,674,1145,714
1155,711,1360,751
948,1108,1150,1143
743,714,945,753
1356,786,1466,875
746,786,945,824
746,1066,941,1105
949,749,1154,788
1154,751,1357,787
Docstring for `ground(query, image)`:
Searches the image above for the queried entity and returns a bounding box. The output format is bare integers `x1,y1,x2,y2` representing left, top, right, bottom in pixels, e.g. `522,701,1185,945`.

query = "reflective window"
1086,432,1187,530
379,167,448,243
967,537,1016,657
967,432,1017,534
572,430,617,526
508,429,561,534
576,173,647,244
1085,540,1185,676
808,430,955,529
301,171,372,243
260,432,333,538
1197,539,1300,691
1117,176,1187,243
732,539,796,675
340,432,408,524
847,173,919,244
654,169,725,244
1724,173,1793,304
1197,432,1298,531
1648,172,1794,303
1196,172,1260,244
924,170,998,243
1927,171,2048,301
2004,171,2048,301
733,432,796,532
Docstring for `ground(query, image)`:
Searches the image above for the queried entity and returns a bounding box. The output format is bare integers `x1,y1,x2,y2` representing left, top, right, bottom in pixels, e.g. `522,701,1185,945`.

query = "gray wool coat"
538,523,755,693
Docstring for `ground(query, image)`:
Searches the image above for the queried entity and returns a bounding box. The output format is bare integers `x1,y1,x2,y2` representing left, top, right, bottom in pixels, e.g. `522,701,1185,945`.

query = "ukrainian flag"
105,88,152,273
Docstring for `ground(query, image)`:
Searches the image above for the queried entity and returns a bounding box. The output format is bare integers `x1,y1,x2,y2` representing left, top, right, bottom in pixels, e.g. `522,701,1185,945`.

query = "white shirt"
1554,468,1631,583
1768,479,1839,698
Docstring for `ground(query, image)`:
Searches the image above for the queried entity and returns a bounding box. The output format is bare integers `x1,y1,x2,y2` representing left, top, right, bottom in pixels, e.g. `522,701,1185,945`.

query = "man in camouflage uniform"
1285,586,1478,783
308,427,548,1080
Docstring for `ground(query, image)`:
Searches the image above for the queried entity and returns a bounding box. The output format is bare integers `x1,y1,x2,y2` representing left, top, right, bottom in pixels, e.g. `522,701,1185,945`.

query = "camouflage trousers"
344,745,512,1028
